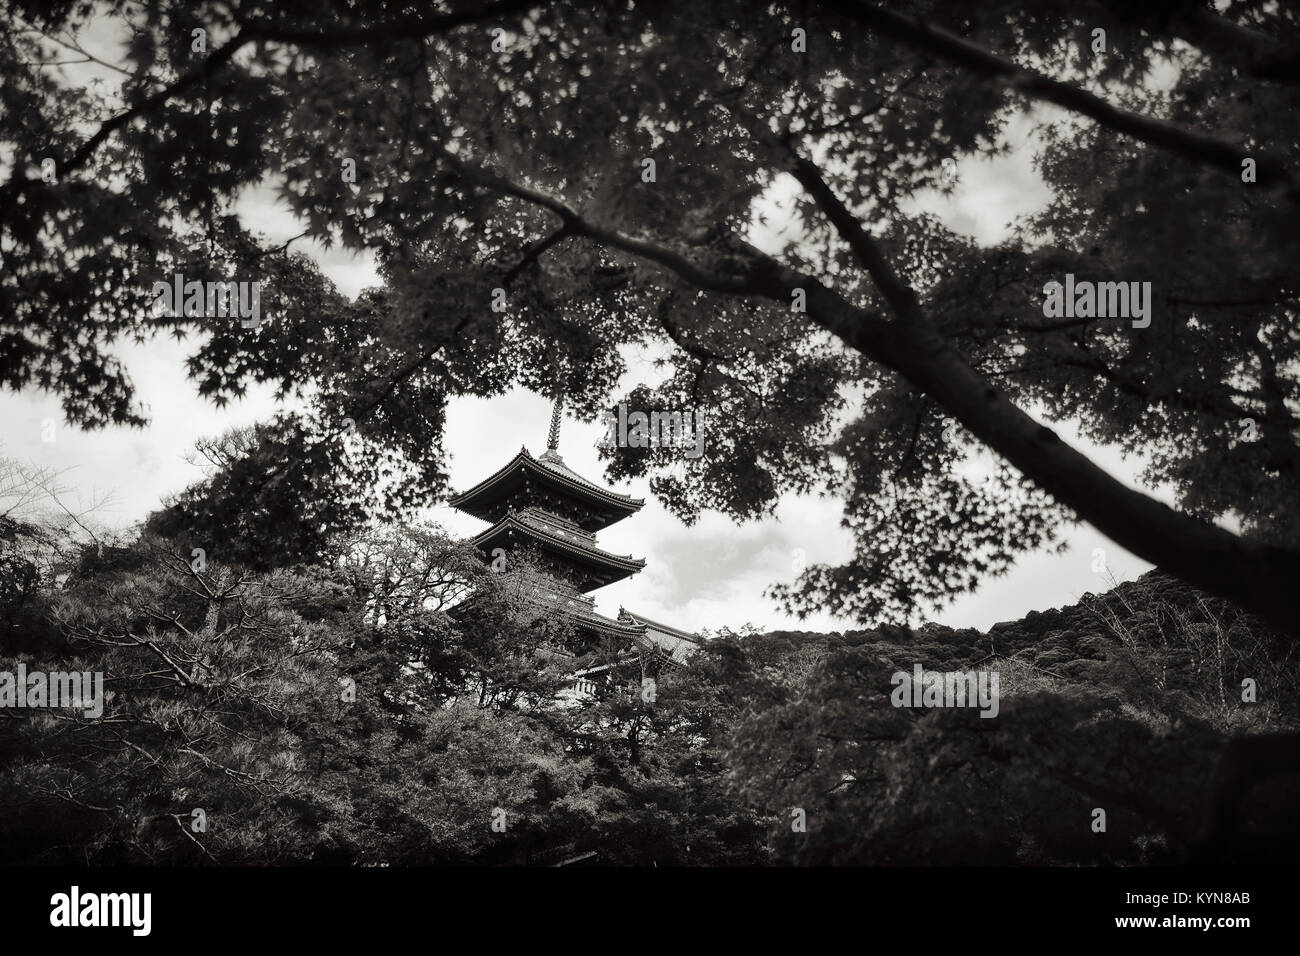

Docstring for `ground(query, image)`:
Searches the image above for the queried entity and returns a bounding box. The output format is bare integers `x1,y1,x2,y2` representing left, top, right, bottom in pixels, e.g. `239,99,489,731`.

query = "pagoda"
448,397,700,691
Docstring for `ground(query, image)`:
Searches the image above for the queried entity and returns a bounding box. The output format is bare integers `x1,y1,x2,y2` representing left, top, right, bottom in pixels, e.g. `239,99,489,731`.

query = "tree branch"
499,224,575,284
820,0,1299,204
247,0,538,49
787,153,925,322
1095,1,1300,87
5,0,538,193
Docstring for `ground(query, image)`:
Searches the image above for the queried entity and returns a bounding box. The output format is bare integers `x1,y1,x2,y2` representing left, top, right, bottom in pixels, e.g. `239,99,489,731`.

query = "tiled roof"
619,609,701,643
619,609,701,664
449,447,645,510
514,507,596,544
471,514,646,573
519,586,647,638
533,453,642,503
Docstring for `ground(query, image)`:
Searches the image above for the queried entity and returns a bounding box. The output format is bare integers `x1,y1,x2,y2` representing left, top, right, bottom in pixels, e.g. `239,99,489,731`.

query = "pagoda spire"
539,393,565,465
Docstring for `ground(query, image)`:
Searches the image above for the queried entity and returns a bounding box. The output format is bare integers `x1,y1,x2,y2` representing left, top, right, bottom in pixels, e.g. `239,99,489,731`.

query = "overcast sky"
1,24,1164,636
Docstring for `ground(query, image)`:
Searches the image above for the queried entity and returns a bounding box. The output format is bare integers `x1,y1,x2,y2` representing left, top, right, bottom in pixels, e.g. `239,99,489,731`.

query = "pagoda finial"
546,394,562,451
539,393,565,465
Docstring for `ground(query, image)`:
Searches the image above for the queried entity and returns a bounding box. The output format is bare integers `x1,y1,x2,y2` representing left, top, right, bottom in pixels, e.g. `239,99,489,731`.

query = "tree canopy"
3,1,1299,633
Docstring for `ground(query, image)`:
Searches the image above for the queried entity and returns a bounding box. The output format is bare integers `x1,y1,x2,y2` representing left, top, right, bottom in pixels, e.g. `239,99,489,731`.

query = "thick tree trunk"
780,155,1300,637
880,317,1300,637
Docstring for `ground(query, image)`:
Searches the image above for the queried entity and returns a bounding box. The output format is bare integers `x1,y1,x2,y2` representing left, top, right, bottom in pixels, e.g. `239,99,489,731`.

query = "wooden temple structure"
448,398,700,694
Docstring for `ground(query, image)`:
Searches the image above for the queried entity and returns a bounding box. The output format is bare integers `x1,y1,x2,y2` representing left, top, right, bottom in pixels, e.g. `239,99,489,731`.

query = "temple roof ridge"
618,607,701,643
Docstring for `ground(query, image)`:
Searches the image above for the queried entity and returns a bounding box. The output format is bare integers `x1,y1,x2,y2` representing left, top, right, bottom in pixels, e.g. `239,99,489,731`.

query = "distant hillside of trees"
724,570,1300,864
761,568,1300,734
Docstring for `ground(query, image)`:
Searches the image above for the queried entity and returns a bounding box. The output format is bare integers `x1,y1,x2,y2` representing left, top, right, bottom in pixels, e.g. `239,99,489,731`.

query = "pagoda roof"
618,609,701,664
460,578,697,666
471,512,646,590
449,446,644,532
554,604,646,639
618,609,700,642
513,585,648,639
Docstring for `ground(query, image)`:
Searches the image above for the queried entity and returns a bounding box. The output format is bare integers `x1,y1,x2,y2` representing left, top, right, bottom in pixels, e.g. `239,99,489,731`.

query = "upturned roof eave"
448,448,645,515
514,592,649,638
471,515,647,574
618,609,701,643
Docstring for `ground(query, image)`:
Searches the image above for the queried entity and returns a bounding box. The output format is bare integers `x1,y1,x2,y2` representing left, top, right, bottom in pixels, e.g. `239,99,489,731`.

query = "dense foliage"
1,469,1294,863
